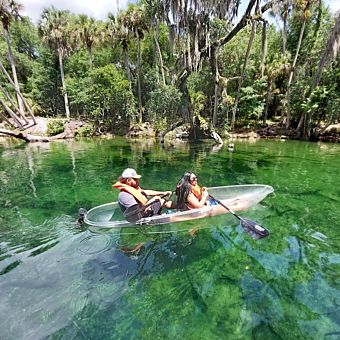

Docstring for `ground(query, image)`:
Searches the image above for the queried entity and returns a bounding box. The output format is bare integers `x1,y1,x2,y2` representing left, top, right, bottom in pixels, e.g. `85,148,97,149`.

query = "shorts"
206,198,219,206
124,201,163,223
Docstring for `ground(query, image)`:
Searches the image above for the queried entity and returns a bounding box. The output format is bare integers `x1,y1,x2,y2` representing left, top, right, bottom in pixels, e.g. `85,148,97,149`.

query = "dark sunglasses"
190,176,198,181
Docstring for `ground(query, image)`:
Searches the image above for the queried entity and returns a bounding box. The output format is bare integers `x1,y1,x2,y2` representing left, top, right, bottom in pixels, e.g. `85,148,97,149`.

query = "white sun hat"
121,168,142,179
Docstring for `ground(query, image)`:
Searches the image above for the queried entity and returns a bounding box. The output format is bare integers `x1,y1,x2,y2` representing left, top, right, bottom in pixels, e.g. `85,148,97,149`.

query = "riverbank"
0,117,339,143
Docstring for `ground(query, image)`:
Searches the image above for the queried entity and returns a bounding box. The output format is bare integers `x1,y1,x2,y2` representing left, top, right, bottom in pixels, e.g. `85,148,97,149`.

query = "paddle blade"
240,218,269,240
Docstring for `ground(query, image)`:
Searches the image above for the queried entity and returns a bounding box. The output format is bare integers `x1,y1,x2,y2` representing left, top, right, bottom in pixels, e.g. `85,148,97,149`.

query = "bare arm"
141,189,172,208
143,189,172,197
187,189,209,209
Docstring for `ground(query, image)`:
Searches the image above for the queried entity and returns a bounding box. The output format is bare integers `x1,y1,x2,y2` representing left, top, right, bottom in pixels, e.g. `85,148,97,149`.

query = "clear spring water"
0,138,339,339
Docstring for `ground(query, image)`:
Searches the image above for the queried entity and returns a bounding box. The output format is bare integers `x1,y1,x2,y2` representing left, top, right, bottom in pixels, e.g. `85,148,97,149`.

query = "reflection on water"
77,232,114,255
0,138,339,339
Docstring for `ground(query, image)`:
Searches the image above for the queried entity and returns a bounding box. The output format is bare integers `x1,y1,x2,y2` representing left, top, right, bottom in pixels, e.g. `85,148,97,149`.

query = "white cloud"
324,0,340,13
20,0,131,24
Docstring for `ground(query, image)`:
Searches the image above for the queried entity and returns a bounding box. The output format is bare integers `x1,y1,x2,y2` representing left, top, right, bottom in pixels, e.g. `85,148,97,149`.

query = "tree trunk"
210,46,220,127
0,60,37,125
213,82,219,127
312,13,340,89
154,25,166,86
124,48,131,82
3,27,26,121
0,111,16,128
87,45,93,70
136,38,143,123
296,111,305,131
282,3,288,54
302,13,340,138
57,46,70,119
286,2,309,128
160,121,183,143
231,21,256,129
0,128,51,142
0,83,22,123
187,33,192,70
0,97,24,128
260,21,267,78
263,77,273,126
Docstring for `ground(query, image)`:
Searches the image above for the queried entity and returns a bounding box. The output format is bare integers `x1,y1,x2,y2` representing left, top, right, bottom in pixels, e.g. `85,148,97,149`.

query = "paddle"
209,195,269,240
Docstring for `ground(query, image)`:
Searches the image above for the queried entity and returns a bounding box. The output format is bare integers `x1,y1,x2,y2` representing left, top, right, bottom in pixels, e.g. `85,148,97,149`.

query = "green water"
0,138,339,339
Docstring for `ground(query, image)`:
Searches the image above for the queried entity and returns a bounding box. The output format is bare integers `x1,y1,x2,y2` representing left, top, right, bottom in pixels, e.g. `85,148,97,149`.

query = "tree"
0,0,27,122
88,64,136,128
120,5,148,122
231,20,257,129
39,7,73,119
144,0,167,85
262,54,289,125
270,0,293,54
302,12,340,138
107,13,132,82
75,14,104,70
285,0,312,128
311,11,340,89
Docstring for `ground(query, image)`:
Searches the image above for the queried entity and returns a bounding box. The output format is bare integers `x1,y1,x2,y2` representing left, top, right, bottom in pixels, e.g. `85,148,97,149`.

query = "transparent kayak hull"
84,184,274,228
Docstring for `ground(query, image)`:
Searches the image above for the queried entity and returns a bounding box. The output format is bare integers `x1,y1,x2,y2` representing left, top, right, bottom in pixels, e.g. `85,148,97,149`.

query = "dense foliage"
0,0,339,139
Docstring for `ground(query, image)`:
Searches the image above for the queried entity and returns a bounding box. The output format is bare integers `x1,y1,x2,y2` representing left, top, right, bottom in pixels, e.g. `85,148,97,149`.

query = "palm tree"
39,7,72,119
285,0,311,128
144,0,166,85
270,0,293,54
121,5,148,122
0,0,27,121
75,14,104,70
107,13,132,82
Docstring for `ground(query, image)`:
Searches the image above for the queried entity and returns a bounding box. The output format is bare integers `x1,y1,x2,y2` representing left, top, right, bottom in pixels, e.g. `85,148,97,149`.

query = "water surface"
0,138,339,339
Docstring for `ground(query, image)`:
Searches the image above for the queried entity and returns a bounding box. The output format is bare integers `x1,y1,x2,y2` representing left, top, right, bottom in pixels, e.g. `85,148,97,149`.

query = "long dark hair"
176,171,194,210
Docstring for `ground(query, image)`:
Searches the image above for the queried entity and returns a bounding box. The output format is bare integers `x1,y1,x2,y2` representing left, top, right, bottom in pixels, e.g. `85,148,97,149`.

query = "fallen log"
0,125,76,142
0,128,50,142
160,121,183,143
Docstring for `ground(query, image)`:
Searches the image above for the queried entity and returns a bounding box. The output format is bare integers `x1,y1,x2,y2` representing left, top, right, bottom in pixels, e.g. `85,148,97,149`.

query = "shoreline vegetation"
0,117,339,143
0,1,339,144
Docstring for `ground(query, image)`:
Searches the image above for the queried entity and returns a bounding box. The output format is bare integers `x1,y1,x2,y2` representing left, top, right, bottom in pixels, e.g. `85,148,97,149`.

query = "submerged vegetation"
0,0,339,141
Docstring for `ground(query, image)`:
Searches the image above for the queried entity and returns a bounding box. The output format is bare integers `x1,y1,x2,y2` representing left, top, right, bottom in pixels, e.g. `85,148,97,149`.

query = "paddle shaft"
209,194,269,237
209,195,242,221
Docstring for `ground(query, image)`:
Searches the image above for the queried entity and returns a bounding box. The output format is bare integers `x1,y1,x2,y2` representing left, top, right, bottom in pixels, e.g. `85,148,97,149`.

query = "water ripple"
77,232,114,255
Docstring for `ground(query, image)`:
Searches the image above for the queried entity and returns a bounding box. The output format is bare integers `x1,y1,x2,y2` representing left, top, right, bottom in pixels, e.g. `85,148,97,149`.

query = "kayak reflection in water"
176,171,218,211
113,168,175,223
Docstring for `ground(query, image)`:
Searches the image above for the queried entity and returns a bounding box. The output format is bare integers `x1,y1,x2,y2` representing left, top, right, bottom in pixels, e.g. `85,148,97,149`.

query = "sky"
21,0,340,24
20,0,131,23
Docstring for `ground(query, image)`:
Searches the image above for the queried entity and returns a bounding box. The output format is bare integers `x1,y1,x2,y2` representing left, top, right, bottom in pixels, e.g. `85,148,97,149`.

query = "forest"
0,0,339,141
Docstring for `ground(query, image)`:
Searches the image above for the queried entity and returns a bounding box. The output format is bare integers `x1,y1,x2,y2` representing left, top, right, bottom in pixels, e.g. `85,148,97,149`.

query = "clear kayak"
84,184,274,228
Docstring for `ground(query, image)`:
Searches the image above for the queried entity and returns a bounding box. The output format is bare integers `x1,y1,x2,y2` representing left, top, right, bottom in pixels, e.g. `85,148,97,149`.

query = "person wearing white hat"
113,168,173,222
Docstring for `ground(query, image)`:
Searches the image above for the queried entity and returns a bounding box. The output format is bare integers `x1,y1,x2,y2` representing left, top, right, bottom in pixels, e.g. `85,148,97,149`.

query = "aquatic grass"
0,138,339,339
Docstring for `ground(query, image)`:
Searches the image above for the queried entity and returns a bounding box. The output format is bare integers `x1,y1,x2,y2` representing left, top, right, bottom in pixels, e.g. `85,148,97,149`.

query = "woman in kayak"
176,172,210,210
113,168,173,222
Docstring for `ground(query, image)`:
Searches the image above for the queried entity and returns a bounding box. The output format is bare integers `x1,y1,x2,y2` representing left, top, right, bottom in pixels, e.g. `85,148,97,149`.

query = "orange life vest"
113,182,148,204
191,184,202,200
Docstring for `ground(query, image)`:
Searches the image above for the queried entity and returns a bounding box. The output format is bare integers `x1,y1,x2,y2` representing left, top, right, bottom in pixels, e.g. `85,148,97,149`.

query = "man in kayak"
113,168,173,222
176,172,211,210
